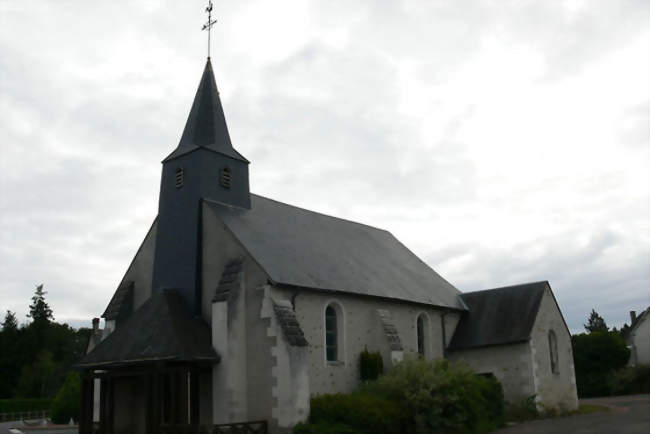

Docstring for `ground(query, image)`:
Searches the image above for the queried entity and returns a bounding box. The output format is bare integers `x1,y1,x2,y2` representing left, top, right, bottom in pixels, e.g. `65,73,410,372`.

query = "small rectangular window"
175,168,184,188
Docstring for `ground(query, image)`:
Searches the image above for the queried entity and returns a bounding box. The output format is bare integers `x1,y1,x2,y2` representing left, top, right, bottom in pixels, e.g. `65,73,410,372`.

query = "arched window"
548,330,559,374
416,313,429,358
325,305,338,362
324,302,345,363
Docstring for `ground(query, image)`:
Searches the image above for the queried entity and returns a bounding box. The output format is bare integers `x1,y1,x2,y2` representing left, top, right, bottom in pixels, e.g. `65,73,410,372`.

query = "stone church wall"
529,288,578,411
273,287,461,396
202,204,278,426
447,342,535,404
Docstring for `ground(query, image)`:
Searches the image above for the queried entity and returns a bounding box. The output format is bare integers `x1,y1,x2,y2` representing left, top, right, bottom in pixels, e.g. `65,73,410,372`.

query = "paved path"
0,421,77,434
496,394,650,434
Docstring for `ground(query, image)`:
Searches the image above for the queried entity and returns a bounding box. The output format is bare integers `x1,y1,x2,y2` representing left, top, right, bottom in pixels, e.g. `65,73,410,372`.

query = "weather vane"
202,0,217,59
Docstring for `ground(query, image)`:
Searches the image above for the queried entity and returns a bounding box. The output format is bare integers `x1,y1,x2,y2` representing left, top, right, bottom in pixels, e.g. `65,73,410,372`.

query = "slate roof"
624,307,650,340
273,299,309,347
213,259,244,302
79,290,218,368
205,195,465,310
376,309,403,351
448,281,548,351
164,59,248,163
102,281,134,320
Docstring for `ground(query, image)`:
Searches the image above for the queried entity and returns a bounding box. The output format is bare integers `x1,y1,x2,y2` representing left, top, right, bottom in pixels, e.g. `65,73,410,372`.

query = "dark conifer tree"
1,310,18,331
584,308,608,333
27,284,54,324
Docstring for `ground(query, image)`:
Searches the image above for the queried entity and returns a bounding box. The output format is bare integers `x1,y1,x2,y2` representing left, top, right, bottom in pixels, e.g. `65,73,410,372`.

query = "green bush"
293,421,359,434
359,348,383,382
50,372,81,424
0,398,51,413
362,358,505,434
303,358,505,434
308,392,406,434
572,331,630,397
611,364,650,395
476,375,505,428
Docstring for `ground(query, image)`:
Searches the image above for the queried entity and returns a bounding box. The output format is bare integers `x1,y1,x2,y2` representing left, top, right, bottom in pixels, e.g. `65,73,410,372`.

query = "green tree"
51,372,81,424
28,284,54,324
14,350,58,398
584,309,608,333
1,310,18,331
571,331,630,397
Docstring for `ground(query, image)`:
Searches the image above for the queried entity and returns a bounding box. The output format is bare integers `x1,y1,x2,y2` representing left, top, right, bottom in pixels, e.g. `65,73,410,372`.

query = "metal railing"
159,420,268,434
0,409,50,422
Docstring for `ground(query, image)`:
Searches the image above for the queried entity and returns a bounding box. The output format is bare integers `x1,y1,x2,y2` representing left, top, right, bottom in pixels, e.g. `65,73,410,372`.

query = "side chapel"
78,54,578,433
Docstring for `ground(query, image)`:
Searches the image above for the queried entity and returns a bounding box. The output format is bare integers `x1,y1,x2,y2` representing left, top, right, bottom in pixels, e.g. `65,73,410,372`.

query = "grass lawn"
505,401,609,424
572,403,609,415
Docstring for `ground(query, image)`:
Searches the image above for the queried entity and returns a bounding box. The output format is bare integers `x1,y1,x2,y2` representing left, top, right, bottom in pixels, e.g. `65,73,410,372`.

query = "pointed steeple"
164,59,248,163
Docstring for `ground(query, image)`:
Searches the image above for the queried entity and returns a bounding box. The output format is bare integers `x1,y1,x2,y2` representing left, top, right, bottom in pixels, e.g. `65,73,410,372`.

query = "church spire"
164,59,248,163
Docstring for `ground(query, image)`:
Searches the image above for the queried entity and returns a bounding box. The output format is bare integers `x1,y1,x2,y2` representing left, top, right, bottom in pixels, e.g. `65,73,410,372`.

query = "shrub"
362,358,504,433
0,398,51,413
359,348,383,382
308,392,406,434
293,421,359,434
50,372,81,424
611,364,650,395
301,359,504,434
476,375,505,428
572,331,630,397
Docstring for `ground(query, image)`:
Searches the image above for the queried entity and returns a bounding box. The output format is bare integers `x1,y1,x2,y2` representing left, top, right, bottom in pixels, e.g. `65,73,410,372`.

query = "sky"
0,0,648,333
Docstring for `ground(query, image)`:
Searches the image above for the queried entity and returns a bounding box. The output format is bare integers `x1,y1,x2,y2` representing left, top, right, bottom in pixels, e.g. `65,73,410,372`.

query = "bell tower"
152,58,250,313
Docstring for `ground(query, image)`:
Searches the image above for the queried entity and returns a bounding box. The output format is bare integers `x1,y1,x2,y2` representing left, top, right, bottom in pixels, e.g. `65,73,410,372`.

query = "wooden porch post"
105,373,115,434
147,364,162,434
79,371,94,434
189,365,200,425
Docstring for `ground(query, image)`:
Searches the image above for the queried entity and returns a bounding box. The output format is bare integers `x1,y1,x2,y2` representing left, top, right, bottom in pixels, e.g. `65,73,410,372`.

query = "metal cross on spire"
202,0,217,59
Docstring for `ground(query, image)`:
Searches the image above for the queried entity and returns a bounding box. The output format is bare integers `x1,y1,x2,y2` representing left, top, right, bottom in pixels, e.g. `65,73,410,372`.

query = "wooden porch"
79,363,210,434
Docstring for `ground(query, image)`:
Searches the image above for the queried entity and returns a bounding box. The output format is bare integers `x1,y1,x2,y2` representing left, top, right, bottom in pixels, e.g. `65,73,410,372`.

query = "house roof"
627,307,650,337
79,289,218,368
163,58,248,163
205,195,465,310
448,281,548,351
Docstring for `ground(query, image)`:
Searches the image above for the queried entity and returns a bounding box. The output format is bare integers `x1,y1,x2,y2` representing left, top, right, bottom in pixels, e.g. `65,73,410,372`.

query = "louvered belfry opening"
175,167,184,188
220,166,232,188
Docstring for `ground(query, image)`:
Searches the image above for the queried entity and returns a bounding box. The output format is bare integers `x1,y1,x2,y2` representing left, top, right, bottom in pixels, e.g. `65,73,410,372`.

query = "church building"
78,56,578,434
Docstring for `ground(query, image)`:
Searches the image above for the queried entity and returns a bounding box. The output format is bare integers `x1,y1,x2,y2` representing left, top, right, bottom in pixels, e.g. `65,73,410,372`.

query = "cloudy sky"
1,0,648,333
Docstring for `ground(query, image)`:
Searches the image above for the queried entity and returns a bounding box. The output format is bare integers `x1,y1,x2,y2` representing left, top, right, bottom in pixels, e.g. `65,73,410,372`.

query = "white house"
625,307,650,366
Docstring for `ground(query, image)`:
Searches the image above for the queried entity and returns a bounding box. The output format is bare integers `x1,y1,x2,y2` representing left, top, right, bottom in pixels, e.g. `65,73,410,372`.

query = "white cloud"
0,0,648,331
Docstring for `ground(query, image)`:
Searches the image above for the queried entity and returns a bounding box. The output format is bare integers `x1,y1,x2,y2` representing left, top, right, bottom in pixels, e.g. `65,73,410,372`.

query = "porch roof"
78,289,219,368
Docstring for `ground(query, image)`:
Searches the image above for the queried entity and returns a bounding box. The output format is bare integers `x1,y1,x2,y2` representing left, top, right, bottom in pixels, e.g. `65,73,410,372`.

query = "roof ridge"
462,280,549,295
248,193,391,233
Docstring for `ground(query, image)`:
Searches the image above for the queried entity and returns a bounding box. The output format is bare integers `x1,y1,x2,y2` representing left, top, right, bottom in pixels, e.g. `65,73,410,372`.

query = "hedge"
0,398,52,413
